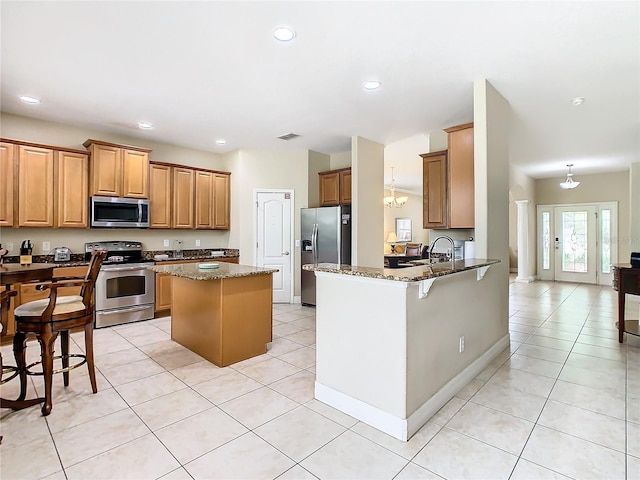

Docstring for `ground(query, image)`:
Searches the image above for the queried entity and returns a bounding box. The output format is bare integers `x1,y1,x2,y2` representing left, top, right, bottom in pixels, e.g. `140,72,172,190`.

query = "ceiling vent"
278,133,300,141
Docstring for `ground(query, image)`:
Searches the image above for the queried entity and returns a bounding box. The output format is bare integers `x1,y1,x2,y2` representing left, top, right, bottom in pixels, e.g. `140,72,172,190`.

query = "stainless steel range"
86,241,155,328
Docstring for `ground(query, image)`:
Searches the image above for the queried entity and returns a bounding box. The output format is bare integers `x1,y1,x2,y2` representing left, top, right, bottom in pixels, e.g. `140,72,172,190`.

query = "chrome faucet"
428,235,455,265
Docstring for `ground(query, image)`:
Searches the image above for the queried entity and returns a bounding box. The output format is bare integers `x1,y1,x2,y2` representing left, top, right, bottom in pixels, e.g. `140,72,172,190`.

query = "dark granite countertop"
148,262,277,280
302,258,501,282
1,248,239,268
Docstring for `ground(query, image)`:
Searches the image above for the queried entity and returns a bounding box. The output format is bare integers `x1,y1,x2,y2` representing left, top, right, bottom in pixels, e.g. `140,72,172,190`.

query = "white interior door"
554,205,597,283
256,191,293,303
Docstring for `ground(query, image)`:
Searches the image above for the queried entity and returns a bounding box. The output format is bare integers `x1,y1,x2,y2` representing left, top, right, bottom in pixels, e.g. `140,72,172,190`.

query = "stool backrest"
81,249,107,308
405,243,422,256
0,289,17,337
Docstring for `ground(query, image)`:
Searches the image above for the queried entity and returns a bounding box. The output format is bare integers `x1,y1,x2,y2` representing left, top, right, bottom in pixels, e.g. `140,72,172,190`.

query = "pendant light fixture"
384,167,408,208
559,164,581,189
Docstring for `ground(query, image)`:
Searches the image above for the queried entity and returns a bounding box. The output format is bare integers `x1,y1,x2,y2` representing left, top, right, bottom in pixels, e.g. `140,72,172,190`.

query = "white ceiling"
1,1,638,193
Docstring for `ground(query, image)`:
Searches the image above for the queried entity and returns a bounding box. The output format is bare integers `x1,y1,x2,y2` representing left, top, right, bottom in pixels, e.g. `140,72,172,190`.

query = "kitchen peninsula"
148,262,278,367
303,258,506,441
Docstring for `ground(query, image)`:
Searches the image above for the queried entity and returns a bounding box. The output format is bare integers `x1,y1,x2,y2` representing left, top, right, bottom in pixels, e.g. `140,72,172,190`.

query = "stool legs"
61,331,70,387
1,332,43,411
36,326,58,416
13,332,28,401
84,324,98,394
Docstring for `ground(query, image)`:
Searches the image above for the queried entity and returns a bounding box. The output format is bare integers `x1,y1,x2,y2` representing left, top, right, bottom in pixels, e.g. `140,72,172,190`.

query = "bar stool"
13,250,106,416
1,289,44,426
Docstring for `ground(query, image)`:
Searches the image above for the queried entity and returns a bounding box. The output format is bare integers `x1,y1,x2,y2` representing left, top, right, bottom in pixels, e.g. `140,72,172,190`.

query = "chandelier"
384,167,408,208
559,164,581,189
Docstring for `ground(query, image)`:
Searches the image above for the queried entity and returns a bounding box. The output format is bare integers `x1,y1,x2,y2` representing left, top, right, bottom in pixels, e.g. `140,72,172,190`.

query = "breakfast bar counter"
148,262,278,367
303,258,507,441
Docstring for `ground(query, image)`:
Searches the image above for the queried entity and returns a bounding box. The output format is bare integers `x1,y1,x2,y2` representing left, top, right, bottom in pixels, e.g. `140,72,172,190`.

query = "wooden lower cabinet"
154,257,239,315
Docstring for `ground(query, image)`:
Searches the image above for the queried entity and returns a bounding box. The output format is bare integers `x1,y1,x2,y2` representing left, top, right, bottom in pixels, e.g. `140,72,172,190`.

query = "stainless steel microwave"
90,196,150,228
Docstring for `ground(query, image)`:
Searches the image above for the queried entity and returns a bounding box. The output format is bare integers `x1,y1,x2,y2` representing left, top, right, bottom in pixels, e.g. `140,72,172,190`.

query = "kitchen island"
303,258,506,441
148,262,278,367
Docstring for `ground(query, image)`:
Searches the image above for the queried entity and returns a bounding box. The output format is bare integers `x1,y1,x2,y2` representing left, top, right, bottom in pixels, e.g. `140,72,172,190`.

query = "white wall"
509,166,537,275
330,151,351,170
629,162,640,256
308,150,330,208
536,170,631,263
352,136,384,267
383,134,430,252
0,113,230,254
225,148,309,296
474,78,511,336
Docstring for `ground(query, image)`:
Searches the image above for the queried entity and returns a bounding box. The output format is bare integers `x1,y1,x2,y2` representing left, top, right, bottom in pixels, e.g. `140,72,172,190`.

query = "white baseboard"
515,275,536,283
510,268,518,273
315,333,511,441
293,296,301,304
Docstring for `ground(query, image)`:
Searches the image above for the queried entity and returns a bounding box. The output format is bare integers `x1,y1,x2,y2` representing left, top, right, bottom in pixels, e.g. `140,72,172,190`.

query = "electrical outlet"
43,241,51,252
6,242,13,252
459,336,465,353
195,239,201,247
163,239,170,247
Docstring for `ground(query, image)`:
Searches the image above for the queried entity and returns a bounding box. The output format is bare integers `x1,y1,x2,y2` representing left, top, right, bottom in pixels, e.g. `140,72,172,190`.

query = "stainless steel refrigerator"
301,205,351,306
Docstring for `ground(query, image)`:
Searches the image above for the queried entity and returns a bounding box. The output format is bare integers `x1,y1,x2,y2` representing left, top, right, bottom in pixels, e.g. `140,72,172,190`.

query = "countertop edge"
302,259,501,282
148,263,278,281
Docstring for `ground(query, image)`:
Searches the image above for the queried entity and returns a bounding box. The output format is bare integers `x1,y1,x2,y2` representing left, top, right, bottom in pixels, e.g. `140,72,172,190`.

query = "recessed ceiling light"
19,95,41,104
571,96,585,106
215,139,227,145
273,26,295,42
363,81,382,91
137,122,154,130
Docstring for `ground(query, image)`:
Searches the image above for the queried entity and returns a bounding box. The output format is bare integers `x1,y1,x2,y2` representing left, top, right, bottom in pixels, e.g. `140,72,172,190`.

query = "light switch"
295,239,300,247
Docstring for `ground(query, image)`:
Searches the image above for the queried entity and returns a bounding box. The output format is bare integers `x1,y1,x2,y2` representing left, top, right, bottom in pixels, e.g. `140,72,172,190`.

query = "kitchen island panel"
170,270,273,367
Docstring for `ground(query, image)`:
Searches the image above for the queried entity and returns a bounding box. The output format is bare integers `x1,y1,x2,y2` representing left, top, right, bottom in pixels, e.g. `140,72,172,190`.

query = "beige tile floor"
1,277,639,480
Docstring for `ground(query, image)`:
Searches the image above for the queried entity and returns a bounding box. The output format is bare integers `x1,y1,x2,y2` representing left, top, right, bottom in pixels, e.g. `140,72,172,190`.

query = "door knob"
282,251,290,255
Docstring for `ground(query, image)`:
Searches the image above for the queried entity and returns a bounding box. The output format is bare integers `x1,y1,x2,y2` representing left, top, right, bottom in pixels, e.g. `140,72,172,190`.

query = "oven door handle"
101,266,150,273
97,305,152,315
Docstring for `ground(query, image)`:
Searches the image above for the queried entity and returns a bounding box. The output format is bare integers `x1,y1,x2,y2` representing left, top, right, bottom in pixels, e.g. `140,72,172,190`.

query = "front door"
256,190,293,303
553,205,597,283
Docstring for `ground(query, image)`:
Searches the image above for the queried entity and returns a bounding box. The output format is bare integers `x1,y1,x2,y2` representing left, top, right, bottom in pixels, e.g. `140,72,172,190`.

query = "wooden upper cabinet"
421,151,448,229
445,123,474,228
319,167,351,206
319,171,340,206
213,173,230,230
56,151,89,228
18,145,55,227
88,142,122,197
195,170,214,229
84,139,151,198
172,167,194,229
421,123,474,230
149,163,172,229
122,149,149,198
0,142,15,227
339,169,352,204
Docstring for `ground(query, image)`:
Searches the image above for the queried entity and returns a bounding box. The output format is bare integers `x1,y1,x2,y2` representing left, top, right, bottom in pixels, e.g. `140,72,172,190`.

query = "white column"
515,200,534,283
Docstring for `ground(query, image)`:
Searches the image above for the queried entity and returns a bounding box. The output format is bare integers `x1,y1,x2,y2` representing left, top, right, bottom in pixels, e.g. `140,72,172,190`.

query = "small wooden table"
384,254,421,268
0,263,54,411
612,264,640,343
0,263,55,286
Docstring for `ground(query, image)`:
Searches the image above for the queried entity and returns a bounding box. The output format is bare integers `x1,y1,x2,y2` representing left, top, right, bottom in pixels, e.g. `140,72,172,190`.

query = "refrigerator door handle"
312,223,318,264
